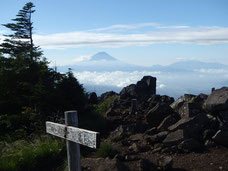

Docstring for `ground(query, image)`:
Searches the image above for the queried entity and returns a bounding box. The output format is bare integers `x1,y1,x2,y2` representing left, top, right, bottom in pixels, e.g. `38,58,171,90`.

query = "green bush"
97,142,118,158
95,96,118,116
0,135,66,171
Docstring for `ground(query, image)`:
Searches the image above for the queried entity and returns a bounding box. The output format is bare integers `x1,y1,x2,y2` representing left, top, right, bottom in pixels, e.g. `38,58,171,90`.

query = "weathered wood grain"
65,111,81,171
46,121,100,149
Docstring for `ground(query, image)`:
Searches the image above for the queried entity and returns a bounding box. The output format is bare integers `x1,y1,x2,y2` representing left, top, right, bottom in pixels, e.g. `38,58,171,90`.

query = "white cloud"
92,22,160,31
158,84,166,89
72,70,228,97
31,25,228,49
74,71,161,88
157,25,191,29
196,68,227,74
1,24,228,49
72,55,91,63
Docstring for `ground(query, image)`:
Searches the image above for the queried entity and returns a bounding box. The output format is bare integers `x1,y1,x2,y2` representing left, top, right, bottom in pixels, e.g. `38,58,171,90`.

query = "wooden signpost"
46,111,100,171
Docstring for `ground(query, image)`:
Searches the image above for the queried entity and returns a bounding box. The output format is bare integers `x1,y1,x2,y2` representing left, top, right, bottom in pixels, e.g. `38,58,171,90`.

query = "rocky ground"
82,76,228,171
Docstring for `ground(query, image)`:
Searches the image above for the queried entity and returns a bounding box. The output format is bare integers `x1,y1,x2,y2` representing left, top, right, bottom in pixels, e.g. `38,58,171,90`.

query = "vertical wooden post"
65,111,81,171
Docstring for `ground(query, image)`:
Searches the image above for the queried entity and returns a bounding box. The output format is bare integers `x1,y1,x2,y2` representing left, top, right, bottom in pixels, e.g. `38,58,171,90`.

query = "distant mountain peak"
90,52,117,61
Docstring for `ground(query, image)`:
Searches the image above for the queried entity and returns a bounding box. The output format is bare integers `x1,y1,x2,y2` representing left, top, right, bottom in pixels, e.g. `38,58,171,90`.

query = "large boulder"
147,95,174,107
168,114,210,132
178,102,202,118
170,94,196,110
99,91,119,102
194,93,208,104
157,114,180,131
146,103,174,127
205,87,228,111
178,138,203,152
120,84,137,100
163,129,187,146
120,76,156,101
168,114,211,141
136,76,156,94
110,124,146,142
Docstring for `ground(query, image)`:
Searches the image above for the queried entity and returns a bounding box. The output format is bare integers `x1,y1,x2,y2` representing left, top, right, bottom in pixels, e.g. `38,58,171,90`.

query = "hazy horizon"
0,0,228,67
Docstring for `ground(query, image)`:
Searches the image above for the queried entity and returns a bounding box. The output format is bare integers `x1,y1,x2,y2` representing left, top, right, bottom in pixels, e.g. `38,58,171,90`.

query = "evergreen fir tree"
0,2,42,60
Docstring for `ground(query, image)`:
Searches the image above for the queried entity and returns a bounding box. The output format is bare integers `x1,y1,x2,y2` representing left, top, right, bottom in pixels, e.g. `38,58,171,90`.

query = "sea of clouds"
74,69,228,99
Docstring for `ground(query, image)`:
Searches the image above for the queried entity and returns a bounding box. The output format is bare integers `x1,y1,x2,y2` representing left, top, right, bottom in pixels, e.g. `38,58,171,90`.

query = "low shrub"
97,142,118,158
0,135,66,171
95,96,118,116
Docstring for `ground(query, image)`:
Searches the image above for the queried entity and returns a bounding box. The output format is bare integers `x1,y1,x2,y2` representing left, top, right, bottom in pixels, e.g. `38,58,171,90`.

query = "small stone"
125,154,139,161
157,156,173,170
128,143,141,153
152,147,162,153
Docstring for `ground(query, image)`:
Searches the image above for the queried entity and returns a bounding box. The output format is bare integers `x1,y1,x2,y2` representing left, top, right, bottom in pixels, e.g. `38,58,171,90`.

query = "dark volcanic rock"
168,114,210,132
146,103,173,127
157,156,173,170
203,129,217,140
178,138,203,152
88,92,98,104
212,130,228,147
194,93,208,104
157,114,180,131
178,102,202,118
163,129,187,146
146,131,169,144
161,146,178,154
147,95,174,107
100,91,119,102
144,127,158,136
120,84,137,100
120,76,156,101
106,107,117,117
170,94,196,110
205,87,228,111
168,114,211,141
110,124,145,142
136,76,156,94
110,125,127,141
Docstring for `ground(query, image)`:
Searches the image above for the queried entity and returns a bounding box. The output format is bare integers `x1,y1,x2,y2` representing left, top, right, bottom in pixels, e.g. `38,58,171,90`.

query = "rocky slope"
83,76,228,171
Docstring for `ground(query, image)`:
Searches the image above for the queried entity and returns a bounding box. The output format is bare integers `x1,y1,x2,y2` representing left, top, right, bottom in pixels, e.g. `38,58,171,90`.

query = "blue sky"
0,0,228,66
